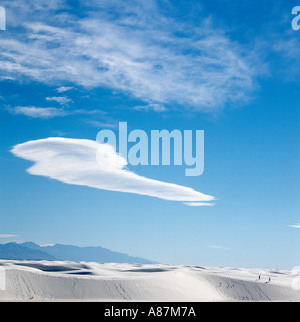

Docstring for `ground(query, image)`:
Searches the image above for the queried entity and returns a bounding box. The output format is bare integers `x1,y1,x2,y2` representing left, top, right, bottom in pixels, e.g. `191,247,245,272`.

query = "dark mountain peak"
19,242,156,264
22,241,40,249
0,242,56,260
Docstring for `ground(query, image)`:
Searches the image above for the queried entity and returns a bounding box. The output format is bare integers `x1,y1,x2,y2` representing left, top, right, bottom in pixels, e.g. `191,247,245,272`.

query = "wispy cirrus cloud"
134,103,167,113
11,137,215,204
46,96,73,105
56,86,74,93
0,0,258,112
12,106,68,119
9,105,106,119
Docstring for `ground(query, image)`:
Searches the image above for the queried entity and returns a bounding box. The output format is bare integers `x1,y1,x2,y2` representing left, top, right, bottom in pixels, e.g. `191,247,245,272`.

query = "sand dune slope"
0,261,299,301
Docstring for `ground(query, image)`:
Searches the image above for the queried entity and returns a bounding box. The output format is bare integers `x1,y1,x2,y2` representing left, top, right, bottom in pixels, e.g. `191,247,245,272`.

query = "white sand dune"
0,260,299,301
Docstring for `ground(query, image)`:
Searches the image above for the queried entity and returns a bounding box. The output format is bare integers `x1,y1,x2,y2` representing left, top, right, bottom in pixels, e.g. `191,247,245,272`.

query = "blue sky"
0,0,299,269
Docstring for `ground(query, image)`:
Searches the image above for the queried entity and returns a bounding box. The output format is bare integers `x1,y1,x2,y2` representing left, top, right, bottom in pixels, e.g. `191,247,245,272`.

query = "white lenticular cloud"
11,137,215,204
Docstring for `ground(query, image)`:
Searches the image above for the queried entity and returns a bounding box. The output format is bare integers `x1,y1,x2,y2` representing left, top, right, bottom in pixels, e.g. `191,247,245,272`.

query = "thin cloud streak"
46,96,73,105
184,202,216,207
12,106,68,119
9,106,106,119
289,224,300,229
0,234,19,239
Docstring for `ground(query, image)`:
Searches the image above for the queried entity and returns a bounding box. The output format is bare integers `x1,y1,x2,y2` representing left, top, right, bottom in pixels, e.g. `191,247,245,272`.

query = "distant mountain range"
0,242,156,264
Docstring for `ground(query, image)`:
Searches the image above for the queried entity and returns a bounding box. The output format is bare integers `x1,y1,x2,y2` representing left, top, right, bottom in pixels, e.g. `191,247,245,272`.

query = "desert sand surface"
0,260,299,301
